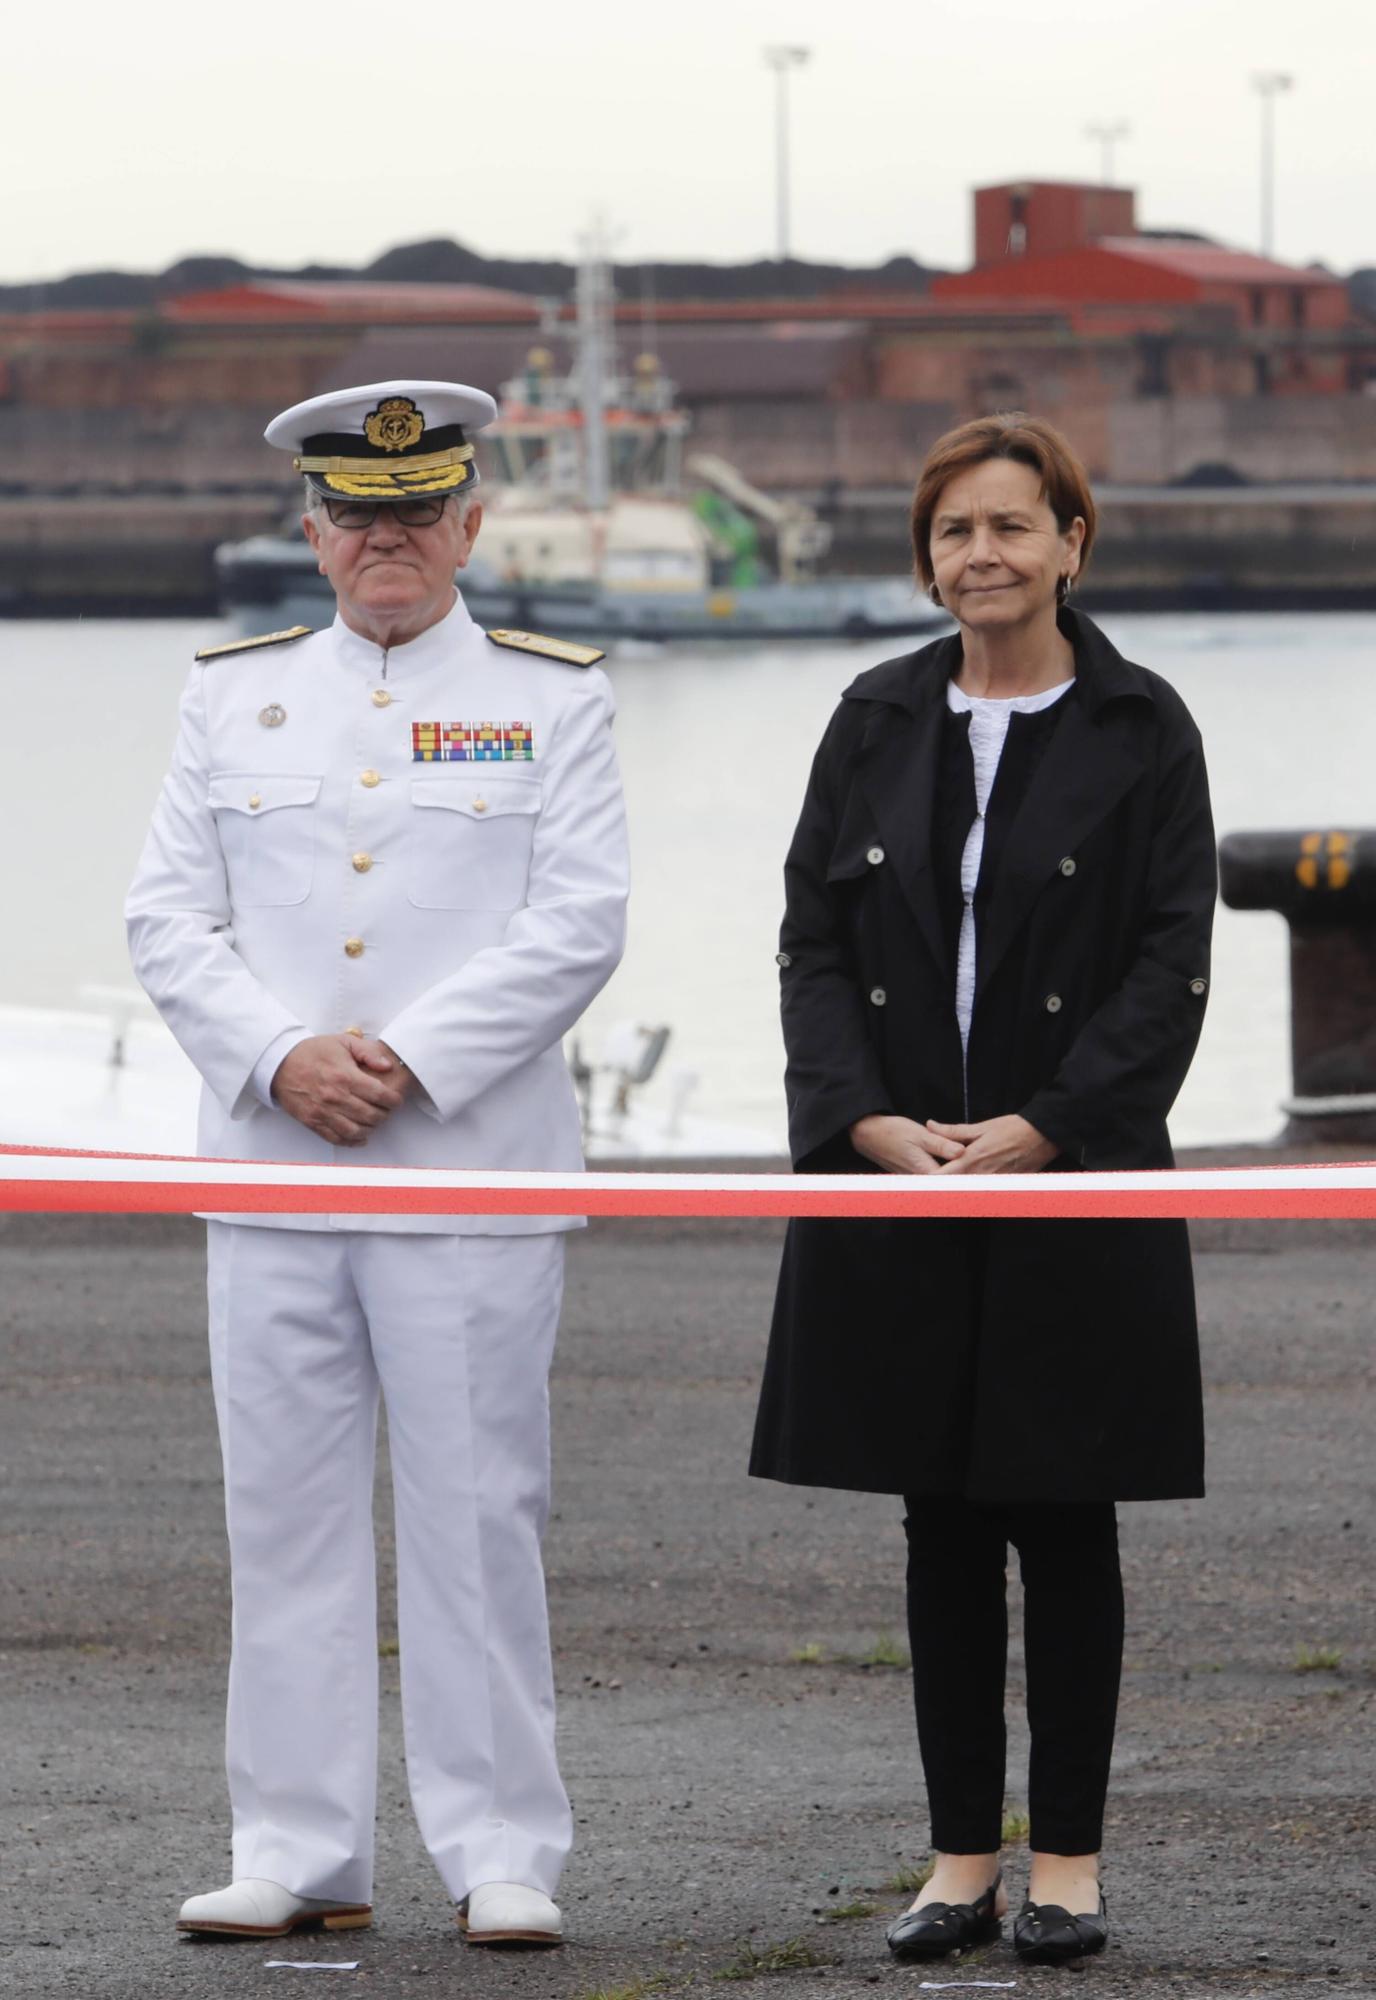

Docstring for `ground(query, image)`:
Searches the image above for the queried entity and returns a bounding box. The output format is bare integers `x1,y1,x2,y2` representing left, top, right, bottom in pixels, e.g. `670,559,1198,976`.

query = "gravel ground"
1,1212,1373,2000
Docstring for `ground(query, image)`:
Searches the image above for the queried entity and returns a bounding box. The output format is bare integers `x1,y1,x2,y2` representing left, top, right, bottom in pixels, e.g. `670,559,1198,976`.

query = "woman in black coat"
750,414,1215,1968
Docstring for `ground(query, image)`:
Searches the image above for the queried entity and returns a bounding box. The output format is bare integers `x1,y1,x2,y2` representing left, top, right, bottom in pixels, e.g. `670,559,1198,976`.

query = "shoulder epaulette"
195,625,312,663
486,627,605,668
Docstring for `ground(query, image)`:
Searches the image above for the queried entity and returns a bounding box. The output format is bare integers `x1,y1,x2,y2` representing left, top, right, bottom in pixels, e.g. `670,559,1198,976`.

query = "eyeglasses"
322,496,451,530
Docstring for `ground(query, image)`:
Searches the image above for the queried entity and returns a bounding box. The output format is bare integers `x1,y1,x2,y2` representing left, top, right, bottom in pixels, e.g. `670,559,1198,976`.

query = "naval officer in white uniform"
127,381,629,1946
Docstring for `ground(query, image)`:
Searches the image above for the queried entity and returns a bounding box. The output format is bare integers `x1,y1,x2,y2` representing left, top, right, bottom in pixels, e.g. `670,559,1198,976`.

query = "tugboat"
215,249,943,646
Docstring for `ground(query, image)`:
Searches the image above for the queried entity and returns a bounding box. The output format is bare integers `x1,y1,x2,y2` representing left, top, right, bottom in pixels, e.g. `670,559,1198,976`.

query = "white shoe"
177,1878,373,1937
461,1881,563,1947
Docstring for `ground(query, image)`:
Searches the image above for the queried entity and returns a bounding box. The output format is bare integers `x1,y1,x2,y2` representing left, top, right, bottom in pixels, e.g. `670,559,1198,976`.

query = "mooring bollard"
1219,828,1376,1145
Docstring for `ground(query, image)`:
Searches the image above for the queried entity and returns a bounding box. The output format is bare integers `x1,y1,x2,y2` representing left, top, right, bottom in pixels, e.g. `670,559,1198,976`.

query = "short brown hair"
909,412,1096,588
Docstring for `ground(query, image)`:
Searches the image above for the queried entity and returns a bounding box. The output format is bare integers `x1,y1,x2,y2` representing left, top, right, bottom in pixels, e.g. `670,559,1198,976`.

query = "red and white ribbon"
1,1145,1374,1219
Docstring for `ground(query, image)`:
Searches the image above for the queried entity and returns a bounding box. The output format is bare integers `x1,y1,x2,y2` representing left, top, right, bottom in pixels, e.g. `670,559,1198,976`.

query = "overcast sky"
9,0,1370,285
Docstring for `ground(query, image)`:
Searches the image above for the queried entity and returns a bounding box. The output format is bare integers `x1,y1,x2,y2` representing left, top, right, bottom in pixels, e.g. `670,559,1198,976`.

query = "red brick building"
1,181,1373,500
973,181,1137,264
934,181,1354,393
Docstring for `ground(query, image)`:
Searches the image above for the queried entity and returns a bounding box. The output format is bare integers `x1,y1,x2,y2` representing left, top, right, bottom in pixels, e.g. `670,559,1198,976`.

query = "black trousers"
902,1496,1124,1856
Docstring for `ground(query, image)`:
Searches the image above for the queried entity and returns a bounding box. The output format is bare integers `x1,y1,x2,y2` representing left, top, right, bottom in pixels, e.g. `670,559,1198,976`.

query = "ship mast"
575,224,615,512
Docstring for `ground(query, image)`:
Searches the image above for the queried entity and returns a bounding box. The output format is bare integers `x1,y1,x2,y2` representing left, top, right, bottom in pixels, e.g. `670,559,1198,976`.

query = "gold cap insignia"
364,396,425,454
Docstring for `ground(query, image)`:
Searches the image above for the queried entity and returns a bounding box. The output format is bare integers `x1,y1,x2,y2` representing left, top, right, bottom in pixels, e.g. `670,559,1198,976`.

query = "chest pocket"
826,785,888,890
824,842,874,889
208,772,322,907
824,812,891,968
408,776,542,911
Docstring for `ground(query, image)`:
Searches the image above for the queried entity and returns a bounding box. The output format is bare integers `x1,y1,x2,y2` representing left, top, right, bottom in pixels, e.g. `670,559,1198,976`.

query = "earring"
928,583,942,607
1056,575,1071,604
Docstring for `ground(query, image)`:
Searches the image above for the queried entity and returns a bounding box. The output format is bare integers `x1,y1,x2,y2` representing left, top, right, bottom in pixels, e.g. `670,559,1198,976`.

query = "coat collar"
840,606,1157,721
841,609,1154,994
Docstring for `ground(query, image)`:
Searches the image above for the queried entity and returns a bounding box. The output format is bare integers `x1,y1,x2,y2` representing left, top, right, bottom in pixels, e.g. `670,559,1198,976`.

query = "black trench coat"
749,608,1215,1503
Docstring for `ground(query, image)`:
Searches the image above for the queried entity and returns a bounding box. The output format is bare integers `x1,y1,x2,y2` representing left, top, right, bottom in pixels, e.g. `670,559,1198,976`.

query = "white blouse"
945,676,1075,1054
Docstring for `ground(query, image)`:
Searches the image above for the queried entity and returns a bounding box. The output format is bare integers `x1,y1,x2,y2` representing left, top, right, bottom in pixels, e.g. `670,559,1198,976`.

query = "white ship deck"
0,1003,778,1163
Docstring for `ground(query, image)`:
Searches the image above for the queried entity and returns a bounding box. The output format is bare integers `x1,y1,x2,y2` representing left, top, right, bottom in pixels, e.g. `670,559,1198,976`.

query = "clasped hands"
271,1034,415,1147
850,1111,1058,1176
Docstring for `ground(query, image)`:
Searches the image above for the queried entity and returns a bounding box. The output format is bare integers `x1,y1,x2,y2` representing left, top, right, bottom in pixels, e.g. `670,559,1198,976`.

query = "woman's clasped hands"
850,1112,1058,1175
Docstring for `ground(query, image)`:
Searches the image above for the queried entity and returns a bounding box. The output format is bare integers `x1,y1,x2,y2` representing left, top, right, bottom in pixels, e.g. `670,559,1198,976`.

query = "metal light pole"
1252,71,1294,258
763,45,810,262
1084,119,1130,186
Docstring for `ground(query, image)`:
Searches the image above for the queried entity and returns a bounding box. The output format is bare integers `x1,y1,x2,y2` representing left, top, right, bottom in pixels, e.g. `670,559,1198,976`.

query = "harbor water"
7,609,1374,1151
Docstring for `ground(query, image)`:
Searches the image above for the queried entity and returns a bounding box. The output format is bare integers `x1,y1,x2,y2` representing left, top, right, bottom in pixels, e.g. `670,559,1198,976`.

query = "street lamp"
763,45,810,262
1084,120,1131,186
1252,71,1294,258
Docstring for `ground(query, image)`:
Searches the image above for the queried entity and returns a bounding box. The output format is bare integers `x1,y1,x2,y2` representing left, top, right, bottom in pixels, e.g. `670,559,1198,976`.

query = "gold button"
248,793,261,810
472,797,488,814
352,852,373,873
360,768,381,788
344,1024,365,1037
371,689,392,709
344,937,365,959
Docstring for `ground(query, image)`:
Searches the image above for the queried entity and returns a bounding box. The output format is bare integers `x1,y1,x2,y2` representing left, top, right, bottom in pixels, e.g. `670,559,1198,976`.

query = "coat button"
344,937,365,959
1190,977,1208,996
472,797,489,813
360,768,381,788
371,689,392,708
867,845,885,866
344,1024,365,1037
870,986,887,1007
1059,856,1077,877
1044,992,1063,1014
247,793,261,810
776,952,792,968
352,853,373,873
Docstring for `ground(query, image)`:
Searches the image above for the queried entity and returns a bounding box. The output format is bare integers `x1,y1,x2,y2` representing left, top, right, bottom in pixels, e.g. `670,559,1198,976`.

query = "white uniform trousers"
205,1222,572,1906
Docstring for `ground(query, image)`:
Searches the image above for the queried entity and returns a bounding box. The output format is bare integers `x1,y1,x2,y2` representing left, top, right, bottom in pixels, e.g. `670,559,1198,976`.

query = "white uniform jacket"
126,595,629,1232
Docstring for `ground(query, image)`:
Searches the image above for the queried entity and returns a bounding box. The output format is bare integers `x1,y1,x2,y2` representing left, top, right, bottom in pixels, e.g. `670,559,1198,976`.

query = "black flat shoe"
1013,1891,1108,1965
886,1873,1003,1962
